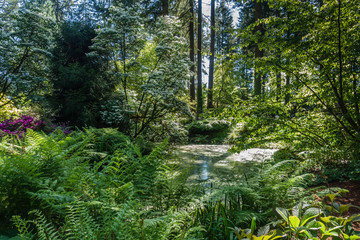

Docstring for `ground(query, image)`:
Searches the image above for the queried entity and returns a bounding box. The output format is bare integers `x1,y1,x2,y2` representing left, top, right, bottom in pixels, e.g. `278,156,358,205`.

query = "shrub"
187,119,231,144
0,115,46,137
0,115,71,138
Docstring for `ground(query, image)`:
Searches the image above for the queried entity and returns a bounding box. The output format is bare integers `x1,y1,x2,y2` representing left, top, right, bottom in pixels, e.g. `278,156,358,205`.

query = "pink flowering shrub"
0,115,71,138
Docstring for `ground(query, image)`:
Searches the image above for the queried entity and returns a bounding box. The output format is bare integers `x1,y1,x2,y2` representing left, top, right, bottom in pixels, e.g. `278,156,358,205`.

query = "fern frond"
146,137,169,163
11,215,34,240
64,203,99,240
30,210,61,240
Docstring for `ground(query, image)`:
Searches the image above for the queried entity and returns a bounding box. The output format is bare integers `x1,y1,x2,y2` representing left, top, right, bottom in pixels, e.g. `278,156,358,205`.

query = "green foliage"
187,119,231,143
140,114,190,144
91,7,191,138
48,21,114,127
246,0,360,144
191,156,315,239
0,1,54,107
1,126,357,239
0,128,203,239
250,196,360,240
90,128,132,154
216,98,348,152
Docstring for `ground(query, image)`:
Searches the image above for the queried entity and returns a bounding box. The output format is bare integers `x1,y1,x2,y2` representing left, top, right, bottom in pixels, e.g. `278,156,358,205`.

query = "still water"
175,145,278,185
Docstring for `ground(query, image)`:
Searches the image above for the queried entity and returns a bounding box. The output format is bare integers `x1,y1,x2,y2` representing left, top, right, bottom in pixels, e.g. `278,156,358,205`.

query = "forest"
0,0,360,239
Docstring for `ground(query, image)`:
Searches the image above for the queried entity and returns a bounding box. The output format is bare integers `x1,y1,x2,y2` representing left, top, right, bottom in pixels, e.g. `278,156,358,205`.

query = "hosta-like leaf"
307,221,326,233
339,204,350,214
289,216,300,228
320,216,332,223
301,207,321,226
276,208,289,223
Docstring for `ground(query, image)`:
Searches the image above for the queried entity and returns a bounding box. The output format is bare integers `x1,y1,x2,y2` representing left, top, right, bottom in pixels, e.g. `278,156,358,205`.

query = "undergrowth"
0,127,358,239
0,128,198,239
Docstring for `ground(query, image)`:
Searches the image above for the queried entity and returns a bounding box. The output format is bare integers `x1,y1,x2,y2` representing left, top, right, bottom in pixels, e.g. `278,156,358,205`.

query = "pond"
175,145,278,188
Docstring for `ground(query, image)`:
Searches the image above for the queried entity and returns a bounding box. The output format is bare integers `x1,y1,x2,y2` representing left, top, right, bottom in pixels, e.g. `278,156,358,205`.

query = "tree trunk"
189,0,195,101
254,0,263,96
196,0,203,115
161,0,169,15
284,10,291,105
207,0,215,109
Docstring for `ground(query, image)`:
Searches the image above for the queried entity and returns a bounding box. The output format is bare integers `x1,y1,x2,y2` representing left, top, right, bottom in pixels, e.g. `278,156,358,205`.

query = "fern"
11,215,34,240
63,203,99,240
146,137,169,163
30,210,61,240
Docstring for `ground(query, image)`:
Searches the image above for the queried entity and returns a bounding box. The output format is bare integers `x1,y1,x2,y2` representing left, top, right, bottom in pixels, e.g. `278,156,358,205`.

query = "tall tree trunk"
196,0,203,115
275,10,281,102
254,0,263,96
189,0,195,101
285,10,291,105
161,0,169,15
207,0,215,109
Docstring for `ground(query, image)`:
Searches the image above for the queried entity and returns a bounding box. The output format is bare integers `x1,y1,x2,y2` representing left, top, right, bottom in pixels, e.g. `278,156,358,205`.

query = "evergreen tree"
48,21,113,126
207,0,215,109
196,0,203,115
215,0,233,55
212,0,235,106
189,0,196,101
253,0,263,96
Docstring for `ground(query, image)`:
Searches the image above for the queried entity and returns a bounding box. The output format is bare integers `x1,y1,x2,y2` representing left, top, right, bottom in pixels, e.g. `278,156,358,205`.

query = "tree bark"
196,0,203,115
189,0,195,101
161,0,169,15
207,0,215,109
254,0,263,96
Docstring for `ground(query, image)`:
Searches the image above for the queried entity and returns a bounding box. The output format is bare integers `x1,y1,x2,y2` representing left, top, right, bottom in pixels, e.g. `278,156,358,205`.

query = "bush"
187,119,231,144
0,115,46,137
0,115,71,138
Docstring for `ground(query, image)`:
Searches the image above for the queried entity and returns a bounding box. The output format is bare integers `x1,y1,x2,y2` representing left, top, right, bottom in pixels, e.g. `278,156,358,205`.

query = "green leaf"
289,216,300,228
276,208,289,223
301,208,321,226
251,217,257,234
320,216,332,223
339,204,350,214
307,221,326,233
326,194,337,204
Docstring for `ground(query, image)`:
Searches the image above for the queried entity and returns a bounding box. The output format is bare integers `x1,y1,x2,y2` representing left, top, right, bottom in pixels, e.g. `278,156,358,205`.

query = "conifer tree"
196,0,203,115
207,0,215,109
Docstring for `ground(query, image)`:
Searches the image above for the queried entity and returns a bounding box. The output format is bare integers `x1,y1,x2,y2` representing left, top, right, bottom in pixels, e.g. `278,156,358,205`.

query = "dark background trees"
47,21,114,127
1,0,360,147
